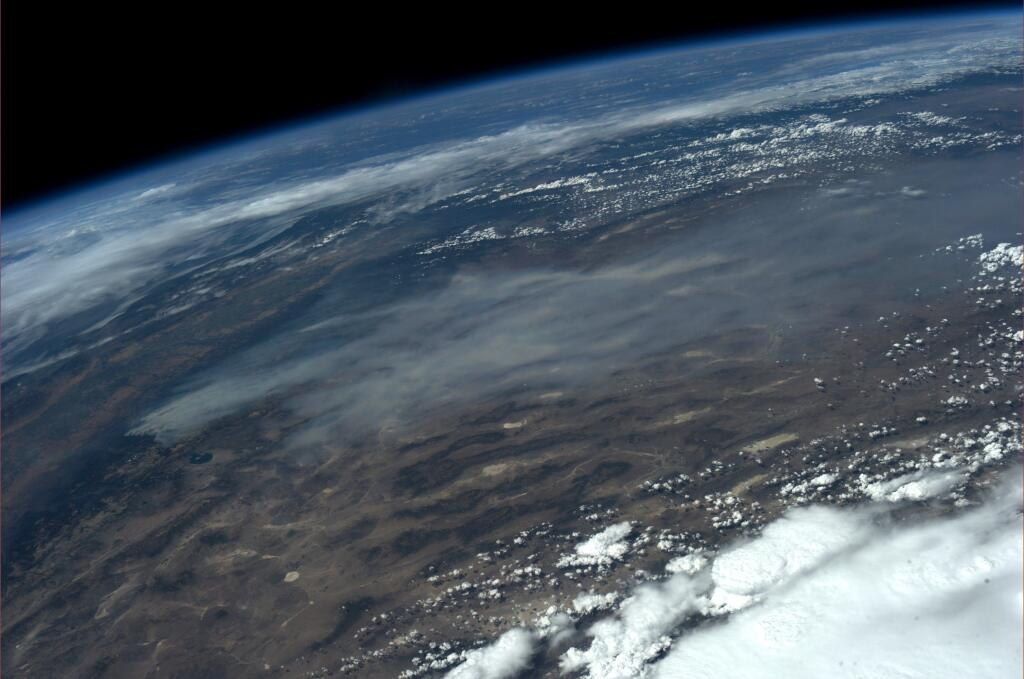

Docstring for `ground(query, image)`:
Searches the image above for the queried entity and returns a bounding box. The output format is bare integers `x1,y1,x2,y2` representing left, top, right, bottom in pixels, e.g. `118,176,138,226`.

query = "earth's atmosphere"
2,11,1022,679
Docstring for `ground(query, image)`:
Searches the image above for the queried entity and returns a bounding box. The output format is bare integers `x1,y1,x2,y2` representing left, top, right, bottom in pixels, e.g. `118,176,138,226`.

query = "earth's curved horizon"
2,10,1022,679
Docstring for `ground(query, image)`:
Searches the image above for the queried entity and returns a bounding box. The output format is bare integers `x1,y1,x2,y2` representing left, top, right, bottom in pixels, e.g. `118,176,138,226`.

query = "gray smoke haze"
133,154,1018,446
3,16,1018,361
132,251,754,443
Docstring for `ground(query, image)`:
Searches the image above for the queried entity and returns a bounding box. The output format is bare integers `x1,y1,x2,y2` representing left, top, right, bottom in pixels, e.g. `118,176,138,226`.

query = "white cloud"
560,472,1023,679
699,505,868,616
979,242,1023,274
861,468,966,503
900,185,928,198
445,628,537,679
573,591,623,616
561,574,710,679
664,551,708,576
557,522,634,570
134,182,178,200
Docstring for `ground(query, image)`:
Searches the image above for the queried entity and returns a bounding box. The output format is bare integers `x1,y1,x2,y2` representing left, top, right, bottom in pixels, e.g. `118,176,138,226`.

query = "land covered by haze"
2,14,1022,678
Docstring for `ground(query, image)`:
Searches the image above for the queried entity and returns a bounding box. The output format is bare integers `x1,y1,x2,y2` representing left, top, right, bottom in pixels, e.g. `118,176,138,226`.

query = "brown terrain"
2,207,1019,677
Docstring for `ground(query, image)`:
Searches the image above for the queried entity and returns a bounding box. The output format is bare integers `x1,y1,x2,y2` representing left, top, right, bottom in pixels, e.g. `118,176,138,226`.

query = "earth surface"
2,11,1023,679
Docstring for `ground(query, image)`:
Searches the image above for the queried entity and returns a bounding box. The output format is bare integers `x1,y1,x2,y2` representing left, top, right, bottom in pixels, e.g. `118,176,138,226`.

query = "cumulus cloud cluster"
557,523,634,570
861,468,966,502
564,474,1023,679
446,472,1021,679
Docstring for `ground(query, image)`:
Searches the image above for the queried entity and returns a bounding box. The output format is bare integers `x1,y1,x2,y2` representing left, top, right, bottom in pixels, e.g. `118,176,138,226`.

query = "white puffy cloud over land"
452,472,1022,679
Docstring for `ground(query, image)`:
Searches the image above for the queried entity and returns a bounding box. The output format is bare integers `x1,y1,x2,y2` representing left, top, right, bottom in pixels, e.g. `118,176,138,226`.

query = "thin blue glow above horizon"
3,5,1019,218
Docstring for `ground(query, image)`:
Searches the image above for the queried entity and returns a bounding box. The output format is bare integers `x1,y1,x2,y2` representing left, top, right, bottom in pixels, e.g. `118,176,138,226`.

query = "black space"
1,1,1011,209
